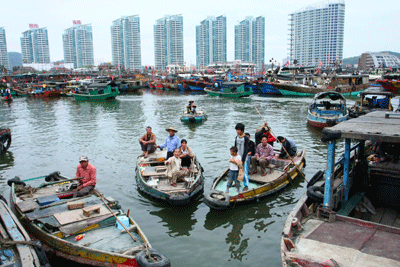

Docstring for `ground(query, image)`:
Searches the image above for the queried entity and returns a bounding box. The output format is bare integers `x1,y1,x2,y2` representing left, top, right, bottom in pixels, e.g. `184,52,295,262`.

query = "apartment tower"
20,24,50,64
196,15,227,69
111,15,142,71
234,16,265,71
0,27,9,69
154,15,184,69
63,20,94,68
288,1,345,67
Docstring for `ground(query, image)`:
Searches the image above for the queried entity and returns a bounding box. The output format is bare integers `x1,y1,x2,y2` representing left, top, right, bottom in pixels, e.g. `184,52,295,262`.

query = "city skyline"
1,0,399,67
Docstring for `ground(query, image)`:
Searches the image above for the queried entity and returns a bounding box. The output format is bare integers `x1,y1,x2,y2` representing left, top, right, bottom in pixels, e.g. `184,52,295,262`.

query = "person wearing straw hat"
156,126,181,159
73,155,96,197
186,100,197,114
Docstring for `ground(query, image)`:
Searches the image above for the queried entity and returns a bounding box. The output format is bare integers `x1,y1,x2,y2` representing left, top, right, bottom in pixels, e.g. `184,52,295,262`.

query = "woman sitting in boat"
179,139,195,168
186,100,197,114
165,149,189,187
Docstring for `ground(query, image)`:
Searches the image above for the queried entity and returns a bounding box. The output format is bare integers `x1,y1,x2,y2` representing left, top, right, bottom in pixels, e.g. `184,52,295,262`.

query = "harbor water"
1,90,397,266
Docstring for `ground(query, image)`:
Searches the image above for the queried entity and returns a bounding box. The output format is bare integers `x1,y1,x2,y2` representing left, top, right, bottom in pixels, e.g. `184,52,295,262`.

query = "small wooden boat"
281,111,400,267
204,82,252,98
349,90,394,118
204,149,306,210
28,87,61,98
0,128,11,153
136,150,205,206
307,91,348,129
72,81,119,101
180,110,207,123
8,173,170,267
0,197,50,267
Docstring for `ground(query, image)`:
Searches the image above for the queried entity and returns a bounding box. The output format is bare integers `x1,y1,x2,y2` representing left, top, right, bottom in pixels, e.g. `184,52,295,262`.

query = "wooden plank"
26,198,102,221
369,207,385,224
16,199,39,213
53,205,111,225
380,209,398,227
337,192,365,216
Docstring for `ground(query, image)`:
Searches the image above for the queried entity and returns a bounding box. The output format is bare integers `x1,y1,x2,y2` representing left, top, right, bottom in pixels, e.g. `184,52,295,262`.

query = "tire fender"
307,186,324,203
135,248,171,267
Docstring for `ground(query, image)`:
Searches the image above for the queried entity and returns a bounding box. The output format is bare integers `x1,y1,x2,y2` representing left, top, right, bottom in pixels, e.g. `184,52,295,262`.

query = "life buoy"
204,189,230,210
335,87,341,92
135,248,171,267
352,85,356,91
306,186,324,203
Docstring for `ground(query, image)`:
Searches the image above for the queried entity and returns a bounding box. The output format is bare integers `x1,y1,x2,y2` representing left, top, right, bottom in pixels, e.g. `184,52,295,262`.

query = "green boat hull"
73,91,119,101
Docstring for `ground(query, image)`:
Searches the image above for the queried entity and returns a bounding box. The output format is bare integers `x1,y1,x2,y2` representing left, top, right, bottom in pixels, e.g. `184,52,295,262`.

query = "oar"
94,189,136,242
254,106,308,183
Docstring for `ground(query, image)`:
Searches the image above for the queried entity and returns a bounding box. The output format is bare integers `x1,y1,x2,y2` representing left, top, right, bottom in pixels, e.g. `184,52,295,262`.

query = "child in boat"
226,146,242,194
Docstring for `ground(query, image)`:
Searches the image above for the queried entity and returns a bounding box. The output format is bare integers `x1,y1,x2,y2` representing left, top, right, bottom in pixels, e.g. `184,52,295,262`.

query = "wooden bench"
265,164,275,174
82,205,102,217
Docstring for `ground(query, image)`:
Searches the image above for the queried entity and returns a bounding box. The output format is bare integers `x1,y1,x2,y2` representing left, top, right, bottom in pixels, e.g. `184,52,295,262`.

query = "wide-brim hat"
189,100,194,103
166,126,178,132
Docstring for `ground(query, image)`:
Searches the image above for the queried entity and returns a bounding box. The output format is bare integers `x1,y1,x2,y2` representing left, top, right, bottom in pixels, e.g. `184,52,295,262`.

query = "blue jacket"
159,134,181,152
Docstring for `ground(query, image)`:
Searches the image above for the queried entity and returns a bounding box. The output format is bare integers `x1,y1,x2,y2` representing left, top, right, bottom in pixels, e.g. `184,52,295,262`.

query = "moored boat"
8,173,170,267
0,197,50,267
72,80,119,101
204,82,252,98
0,128,12,153
349,89,394,118
281,111,400,267
135,150,205,206
180,110,207,123
375,79,400,95
307,91,348,129
203,149,306,210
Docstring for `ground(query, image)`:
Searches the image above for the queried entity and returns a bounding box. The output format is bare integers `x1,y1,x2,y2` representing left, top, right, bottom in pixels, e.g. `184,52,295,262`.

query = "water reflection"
0,151,15,170
148,198,201,237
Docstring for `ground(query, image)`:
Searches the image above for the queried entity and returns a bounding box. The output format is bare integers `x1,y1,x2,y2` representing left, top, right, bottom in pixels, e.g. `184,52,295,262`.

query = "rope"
0,239,41,249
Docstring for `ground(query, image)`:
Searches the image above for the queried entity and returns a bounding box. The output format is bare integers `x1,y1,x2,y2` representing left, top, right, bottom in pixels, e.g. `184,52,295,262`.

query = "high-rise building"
20,24,50,64
111,15,142,71
288,1,345,67
154,15,184,69
63,20,94,68
0,27,9,70
358,52,400,70
196,15,227,69
234,16,265,71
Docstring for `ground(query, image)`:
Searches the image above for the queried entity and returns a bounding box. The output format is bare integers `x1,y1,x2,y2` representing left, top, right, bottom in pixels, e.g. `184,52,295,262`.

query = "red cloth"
76,163,96,187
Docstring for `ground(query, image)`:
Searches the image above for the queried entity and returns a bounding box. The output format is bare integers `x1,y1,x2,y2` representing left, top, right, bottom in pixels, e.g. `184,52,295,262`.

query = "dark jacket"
248,140,256,156
234,135,250,162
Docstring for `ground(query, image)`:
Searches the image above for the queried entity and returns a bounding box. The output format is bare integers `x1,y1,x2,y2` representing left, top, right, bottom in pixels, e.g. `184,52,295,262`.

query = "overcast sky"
2,0,399,66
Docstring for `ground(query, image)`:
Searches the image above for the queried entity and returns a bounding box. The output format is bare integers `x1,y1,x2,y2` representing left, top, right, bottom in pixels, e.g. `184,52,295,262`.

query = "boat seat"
82,204,102,217
265,164,275,174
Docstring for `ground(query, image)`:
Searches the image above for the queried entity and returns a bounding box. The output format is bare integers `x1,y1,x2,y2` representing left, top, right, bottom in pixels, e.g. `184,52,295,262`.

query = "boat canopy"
87,81,117,89
313,91,346,101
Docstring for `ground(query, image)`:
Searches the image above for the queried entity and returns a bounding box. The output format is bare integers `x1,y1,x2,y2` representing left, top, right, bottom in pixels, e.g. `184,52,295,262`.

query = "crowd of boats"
1,66,400,267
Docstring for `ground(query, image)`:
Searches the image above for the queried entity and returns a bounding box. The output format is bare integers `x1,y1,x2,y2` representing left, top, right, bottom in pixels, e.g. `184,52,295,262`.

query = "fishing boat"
180,110,207,123
0,197,50,267
271,74,370,97
349,90,395,118
375,79,400,95
28,84,61,98
0,128,11,153
204,82,252,98
307,91,348,129
72,81,119,101
203,149,306,210
281,111,400,267
136,150,205,206
8,173,170,267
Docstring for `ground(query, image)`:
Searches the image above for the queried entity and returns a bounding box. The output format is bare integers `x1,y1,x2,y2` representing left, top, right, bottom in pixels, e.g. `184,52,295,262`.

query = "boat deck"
292,214,400,266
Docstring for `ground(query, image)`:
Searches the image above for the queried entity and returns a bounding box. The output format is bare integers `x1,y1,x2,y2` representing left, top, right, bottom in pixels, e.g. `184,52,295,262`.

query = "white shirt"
229,155,241,171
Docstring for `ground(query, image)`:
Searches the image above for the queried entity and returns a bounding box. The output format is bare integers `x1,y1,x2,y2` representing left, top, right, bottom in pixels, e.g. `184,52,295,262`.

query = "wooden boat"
204,149,306,210
28,85,61,98
376,79,400,95
349,90,395,118
136,150,205,206
180,110,207,123
204,82,252,97
272,74,370,97
307,91,348,129
0,197,50,267
0,128,11,153
281,111,400,267
8,173,170,267
72,81,119,101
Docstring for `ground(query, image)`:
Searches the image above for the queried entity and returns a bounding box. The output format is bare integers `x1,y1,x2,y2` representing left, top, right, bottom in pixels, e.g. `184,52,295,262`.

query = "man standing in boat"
156,126,181,159
74,155,96,197
255,122,276,147
234,123,250,191
139,126,156,158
